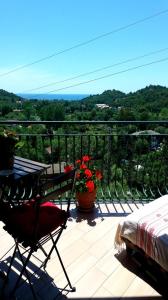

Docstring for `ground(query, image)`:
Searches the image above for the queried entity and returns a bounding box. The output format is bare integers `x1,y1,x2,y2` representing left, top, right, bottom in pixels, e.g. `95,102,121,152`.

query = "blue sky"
0,0,168,95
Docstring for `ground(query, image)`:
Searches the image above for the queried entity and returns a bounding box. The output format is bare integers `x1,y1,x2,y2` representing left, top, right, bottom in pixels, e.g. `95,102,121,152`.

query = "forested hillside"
0,89,23,102
82,85,168,112
0,89,23,118
0,84,168,121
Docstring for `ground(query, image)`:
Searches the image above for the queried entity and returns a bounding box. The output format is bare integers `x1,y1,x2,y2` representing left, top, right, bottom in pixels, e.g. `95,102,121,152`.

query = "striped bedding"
115,195,168,272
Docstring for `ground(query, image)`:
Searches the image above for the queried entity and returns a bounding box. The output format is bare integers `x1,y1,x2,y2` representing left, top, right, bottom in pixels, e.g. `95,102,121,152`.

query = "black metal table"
0,156,50,199
0,156,50,180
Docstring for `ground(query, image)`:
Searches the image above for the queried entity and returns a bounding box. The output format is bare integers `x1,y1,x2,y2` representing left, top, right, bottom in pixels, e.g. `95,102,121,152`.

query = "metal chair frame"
0,169,76,299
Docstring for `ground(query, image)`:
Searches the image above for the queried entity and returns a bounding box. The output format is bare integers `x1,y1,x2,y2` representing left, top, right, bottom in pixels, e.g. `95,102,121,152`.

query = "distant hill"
0,89,23,103
115,85,168,110
82,89,126,105
82,85,168,113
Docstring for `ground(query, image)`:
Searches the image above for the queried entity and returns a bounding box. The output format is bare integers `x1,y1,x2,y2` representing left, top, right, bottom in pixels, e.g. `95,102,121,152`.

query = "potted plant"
64,155,102,212
0,129,23,170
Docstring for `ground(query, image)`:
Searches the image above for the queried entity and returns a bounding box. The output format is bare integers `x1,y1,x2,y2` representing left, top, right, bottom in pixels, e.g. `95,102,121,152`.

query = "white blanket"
115,194,168,272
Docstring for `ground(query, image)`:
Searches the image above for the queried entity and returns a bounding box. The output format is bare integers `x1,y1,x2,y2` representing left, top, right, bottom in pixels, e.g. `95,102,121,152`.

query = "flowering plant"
0,129,24,170
0,129,23,151
64,155,102,193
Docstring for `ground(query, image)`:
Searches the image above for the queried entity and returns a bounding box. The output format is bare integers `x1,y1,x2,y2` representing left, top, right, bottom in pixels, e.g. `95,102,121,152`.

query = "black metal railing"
0,121,168,202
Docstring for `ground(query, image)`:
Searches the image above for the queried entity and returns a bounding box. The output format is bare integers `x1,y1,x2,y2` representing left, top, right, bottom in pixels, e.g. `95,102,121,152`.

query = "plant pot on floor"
76,189,96,212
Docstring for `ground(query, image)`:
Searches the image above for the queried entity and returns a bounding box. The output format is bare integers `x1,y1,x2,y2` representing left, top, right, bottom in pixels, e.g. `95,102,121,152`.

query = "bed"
115,194,168,276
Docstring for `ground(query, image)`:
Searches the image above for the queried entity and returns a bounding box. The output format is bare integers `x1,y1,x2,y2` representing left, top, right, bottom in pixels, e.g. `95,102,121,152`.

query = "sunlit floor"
0,202,165,300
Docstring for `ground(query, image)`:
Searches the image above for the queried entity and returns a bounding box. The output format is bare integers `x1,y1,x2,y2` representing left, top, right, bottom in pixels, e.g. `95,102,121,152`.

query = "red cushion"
6,200,68,240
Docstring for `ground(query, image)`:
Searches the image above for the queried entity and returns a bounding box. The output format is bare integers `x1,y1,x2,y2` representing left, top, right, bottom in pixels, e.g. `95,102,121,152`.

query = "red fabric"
6,200,67,240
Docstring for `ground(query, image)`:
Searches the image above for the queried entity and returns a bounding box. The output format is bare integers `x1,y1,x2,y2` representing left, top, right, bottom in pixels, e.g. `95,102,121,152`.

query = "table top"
0,156,50,180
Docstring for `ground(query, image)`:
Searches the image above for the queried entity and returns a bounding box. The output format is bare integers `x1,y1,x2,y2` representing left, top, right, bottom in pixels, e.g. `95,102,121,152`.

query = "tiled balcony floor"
0,202,166,299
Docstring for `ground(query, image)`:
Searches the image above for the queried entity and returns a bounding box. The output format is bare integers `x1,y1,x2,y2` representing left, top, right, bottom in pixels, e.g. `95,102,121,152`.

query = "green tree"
40,103,65,121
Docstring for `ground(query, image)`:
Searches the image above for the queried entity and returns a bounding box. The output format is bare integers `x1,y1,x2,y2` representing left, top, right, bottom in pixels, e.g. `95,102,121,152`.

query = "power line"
45,56,168,93
24,47,168,93
0,8,168,78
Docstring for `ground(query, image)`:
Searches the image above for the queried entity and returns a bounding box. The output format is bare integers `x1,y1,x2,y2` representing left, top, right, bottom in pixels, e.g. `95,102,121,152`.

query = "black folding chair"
0,169,76,299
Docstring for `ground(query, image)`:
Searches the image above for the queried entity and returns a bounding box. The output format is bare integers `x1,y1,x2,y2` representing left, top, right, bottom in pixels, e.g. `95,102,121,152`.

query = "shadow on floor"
115,249,167,299
70,203,129,227
0,251,164,300
70,205,102,227
0,250,64,300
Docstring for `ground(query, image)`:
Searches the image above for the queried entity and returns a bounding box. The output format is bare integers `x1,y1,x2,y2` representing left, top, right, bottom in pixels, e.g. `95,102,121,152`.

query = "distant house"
131,130,160,136
131,130,161,150
95,104,110,109
13,109,23,112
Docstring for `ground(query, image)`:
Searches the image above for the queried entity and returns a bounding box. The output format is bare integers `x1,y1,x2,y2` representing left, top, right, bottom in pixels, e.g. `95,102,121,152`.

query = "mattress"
115,194,168,272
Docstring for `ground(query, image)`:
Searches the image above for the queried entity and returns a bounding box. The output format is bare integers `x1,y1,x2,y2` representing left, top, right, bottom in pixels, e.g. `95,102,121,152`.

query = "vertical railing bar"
157,148,165,196
95,135,98,160
100,186,105,203
49,134,54,174
73,135,76,165
156,155,163,197
41,135,46,163
65,136,68,164
107,134,112,186
80,135,83,158
114,178,119,201
107,186,112,202
88,135,90,157
26,136,30,158
148,148,156,199
140,141,149,202
57,135,62,173
102,135,106,185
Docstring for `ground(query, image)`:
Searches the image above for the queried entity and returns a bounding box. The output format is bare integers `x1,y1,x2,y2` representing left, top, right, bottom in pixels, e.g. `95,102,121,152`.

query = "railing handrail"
0,120,168,125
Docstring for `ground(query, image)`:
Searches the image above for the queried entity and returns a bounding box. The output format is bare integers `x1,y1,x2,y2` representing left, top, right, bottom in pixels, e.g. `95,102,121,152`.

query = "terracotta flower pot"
76,189,96,212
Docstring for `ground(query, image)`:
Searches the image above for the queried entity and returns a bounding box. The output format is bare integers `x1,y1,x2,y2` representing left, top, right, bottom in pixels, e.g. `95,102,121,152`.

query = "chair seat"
3,200,68,242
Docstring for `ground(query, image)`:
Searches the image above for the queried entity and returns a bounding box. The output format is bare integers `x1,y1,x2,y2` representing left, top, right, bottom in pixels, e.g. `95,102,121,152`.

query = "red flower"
95,170,102,180
64,155,102,193
76,159,81,164
80,163,87,169
82,155,90,162
84,169,92,178
86,180,95,192
64,165,73,173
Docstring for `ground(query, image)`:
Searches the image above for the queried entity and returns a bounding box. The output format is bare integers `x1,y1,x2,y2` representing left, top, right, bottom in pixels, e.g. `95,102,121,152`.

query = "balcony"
0,121,167,299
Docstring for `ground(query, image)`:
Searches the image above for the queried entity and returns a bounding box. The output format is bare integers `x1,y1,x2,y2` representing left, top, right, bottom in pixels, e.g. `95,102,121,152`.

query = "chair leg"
4,242,18,284
9,244,38,300
55,246,76,292
43,230,62,268
0,244,18,299
44,233,76,292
